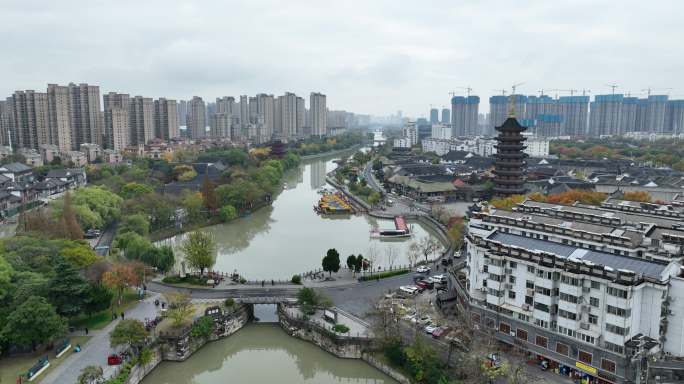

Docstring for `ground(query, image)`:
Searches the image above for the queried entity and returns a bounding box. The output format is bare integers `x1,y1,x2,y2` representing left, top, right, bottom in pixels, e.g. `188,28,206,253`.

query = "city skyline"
1,1,682,117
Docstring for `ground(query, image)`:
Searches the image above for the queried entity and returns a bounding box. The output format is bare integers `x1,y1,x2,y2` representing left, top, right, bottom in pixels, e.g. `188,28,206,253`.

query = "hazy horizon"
1,0,682,117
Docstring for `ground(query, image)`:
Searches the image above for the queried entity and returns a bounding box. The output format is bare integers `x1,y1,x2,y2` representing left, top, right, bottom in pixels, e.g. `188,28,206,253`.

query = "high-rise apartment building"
557,96,589,136
296,96,305,138
589,94,623,136
441,108,450,124
47,84,73,152
0,99,12,146
216,96,235,115
429,108,439,124
665,100,684,134
256,93,274,141
248,96,258,124
68,83,102,147
621,97,638,133
186,96,206,139
129,96,154,145
103,92,130,150
177,100,187,128
278,92,298,140
525,95,561,137
310,92,327,137
451,96,480,137
210,113,231,138
239,95,249,128
154,98,178,140
10,90,49,149
635,95,668,133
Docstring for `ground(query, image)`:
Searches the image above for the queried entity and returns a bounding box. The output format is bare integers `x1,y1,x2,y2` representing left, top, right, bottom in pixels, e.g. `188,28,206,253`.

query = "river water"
161,150,444,280
142,325,395,384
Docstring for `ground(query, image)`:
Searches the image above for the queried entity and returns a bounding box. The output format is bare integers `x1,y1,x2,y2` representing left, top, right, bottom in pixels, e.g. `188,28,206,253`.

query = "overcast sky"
1,0,682,117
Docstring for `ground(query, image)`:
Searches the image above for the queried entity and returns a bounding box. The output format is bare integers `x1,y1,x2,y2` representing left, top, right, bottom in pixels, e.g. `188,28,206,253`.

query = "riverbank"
299,144,363,160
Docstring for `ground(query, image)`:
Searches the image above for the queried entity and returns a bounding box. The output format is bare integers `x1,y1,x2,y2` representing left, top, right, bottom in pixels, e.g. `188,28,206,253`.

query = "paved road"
41,293,161,384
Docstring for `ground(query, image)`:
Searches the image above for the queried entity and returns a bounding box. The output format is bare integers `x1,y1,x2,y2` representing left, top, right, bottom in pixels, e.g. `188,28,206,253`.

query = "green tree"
48,258,90,317
368,191,381,206
166,292,193,327
120,182,154,199
148,245,175,273
322,248,341,276
137,347,154,381
60,244,99,268
191,316,214,338
110,319,148,350
181,231,216,275
1,296,66,350
84,283,113,317
10,271,48,305
346,254,357,275
219,205,238,222
78,365,104,384
0,255,13,302
200,175,219,211
182,191,205,223
119,213,150,236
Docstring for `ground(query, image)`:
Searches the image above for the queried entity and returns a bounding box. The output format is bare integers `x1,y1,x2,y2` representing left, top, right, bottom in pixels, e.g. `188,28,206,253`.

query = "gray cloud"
0,0,682,116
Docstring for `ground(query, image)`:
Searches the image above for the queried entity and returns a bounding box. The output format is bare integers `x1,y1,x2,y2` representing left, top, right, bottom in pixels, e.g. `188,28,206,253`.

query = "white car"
424,324,439,334
399,286,418,296
417,315,433,325
431,274,447,283
416,265,431,273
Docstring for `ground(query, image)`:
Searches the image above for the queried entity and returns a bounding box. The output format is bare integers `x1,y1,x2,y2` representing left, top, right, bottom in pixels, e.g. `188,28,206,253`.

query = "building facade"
310,92,327,137
451,96,480,137
186,96,206,139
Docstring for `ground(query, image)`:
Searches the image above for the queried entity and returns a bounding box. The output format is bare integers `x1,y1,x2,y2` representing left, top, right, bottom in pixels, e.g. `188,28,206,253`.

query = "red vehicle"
432,326,451,339
107,354,123,365
415,280,433,290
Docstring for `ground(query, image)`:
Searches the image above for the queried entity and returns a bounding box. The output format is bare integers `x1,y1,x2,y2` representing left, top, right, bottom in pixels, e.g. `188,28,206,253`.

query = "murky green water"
142,325,395,384
161,151,444,279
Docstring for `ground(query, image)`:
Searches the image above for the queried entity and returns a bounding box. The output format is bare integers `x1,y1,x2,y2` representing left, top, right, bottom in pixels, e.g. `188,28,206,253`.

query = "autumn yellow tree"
622,191,651,203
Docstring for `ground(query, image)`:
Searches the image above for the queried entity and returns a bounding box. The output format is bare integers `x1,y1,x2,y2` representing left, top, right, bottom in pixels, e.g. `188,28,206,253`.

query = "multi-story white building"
403,122,418,147
10,90,49,150
457,199,684,383
154,98,178,140
79,143,102,163
310,92,327,137
129,96,154,145
431,123,451,140
47,84,73,152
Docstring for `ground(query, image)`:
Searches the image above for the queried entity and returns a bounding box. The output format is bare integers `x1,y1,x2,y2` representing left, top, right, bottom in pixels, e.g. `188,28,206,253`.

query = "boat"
370,215,413,238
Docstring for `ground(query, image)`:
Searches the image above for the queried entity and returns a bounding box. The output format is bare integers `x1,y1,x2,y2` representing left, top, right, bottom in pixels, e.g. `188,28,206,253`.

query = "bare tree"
385,245,398,270
367,243,379,274
419,236,441,263
407,241,420,268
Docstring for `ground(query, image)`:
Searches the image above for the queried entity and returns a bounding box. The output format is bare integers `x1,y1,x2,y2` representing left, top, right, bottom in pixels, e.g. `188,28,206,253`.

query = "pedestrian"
85,327,89,336
121,312,125,320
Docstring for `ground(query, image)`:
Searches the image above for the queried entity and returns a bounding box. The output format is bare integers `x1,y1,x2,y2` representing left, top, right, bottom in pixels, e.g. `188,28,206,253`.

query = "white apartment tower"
68,83,103,147
154,98,179,140
310,92,327,137
47,84,73,152
103,92,130,150
129,96,154,145
10,90,49,149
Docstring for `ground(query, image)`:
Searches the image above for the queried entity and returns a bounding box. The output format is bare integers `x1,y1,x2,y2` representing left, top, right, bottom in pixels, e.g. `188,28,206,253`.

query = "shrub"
358,269,409,282
191,316,214,338
224,298,235,307
291,275,302,284
333,323,350,333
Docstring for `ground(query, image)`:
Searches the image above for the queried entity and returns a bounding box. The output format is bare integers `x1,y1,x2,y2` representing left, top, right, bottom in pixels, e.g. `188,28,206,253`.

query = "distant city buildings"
451,96,480,137
429,108,439,124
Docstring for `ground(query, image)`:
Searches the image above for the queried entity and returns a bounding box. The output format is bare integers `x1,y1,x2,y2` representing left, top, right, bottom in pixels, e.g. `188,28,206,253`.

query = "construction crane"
492,89,507,96
606,84,619,94
641,87,673,97
455,86,474,97
511,82,524,95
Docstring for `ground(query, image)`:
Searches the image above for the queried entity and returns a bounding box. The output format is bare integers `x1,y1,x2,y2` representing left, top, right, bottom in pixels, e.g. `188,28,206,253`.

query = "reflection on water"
160,151,443,279
142,325,395,384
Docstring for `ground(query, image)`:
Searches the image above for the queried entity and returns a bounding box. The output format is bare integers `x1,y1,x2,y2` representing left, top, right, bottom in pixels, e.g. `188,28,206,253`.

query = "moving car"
424,324,439,334
415,280,434,290
416,265,430,273
399,286,418,296
431,274,447,283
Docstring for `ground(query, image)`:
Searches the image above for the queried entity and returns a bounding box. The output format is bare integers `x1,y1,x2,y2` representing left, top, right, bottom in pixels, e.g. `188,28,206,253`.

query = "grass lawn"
69,289,144,331
0,335,90,384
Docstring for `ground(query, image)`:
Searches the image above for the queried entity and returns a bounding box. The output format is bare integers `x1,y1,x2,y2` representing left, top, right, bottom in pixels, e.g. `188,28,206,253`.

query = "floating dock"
371,215,412,238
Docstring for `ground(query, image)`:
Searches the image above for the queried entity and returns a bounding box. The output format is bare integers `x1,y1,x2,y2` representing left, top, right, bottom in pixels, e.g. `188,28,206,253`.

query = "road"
147,281,301,300
41,293,161,384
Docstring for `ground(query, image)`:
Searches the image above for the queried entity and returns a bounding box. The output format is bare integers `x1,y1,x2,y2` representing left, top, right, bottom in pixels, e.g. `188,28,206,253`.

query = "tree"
219,204,238,222
78,365,104,384
191,316,214,338
346,255,358,276
62,191,84,239
385,245,398,270
623,191,652,203
419,236,441,263
354,255,364,274
120,182,154,199
297,287,319,307
322,248,341,276
102,262,141,305
137,347,154,381
447,217,465,250
1,296,66,350
149,245,175,273
181,191,205,223
368,191,381,206
181,231,216,275
407,241,420,268
489,194,525,210
110,319,148,350
367,244,379,274
165,292,193,327
60,244,99,268
201,175,219,212
84,283,113,317
119,214,150,236
48,258,90,317
0,255,14,302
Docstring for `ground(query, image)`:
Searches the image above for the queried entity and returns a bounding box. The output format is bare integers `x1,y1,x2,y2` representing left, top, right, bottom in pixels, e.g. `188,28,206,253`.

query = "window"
560,293,578,304
535,319,549,328
499,322,511,334
508,291,516,299
484,265,488,273
605,342,624,355
590,297,599,307
558,309,577,320
535,335,548,348
558,326,576,338
591,281,600,289
536,269,544,278
556,342,569,356
485,318,496,329
607,286,628,299
535,286,551,296
526,280,535,289
606,323,629,336
509,275,516,284
601,359,616,373
579,333,595,344
509,261,517,269
516,329,528,341
518,313,529,322
534,302,549,312
589,314,598,325
525,296,534,305
471,313,481,324
607,305,630,317
489,273,502,282
561,276,580,286
578,350,592,365
527,265,535,273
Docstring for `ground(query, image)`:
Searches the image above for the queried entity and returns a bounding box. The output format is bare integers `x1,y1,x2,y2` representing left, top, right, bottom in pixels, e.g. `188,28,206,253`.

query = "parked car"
432,326,451,338
416,280,434,290
424,324,439,334
431,274,447,283
417,315,433,325
416,265,430,273
84,229,101,238
399,286,418,296
107,354,123,365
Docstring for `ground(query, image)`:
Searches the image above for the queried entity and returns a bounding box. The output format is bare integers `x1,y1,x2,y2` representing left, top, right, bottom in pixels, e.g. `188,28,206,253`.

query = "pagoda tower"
493,100,528,196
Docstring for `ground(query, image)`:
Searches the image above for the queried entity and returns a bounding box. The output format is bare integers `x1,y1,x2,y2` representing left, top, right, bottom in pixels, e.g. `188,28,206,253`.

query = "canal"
161,150,445,280
142,325,395,384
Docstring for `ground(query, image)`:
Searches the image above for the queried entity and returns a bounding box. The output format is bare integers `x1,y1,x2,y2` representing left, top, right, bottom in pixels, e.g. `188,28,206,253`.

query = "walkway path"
41,293,161,384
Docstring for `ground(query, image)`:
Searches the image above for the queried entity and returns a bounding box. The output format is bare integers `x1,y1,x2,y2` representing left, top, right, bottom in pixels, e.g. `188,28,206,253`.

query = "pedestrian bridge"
235,296,297,304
